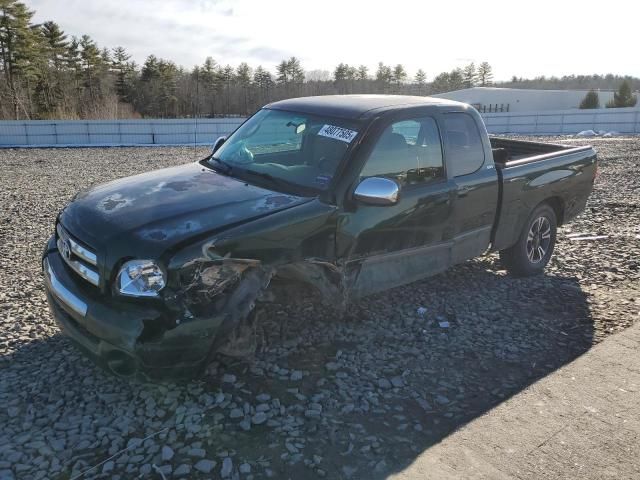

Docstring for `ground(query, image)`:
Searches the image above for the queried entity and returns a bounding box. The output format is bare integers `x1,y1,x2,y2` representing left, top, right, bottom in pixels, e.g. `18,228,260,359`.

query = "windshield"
211,108,360,192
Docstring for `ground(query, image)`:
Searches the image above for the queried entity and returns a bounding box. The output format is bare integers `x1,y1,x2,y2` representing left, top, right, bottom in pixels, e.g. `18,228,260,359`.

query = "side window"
360,117,444,185
442,113,485,177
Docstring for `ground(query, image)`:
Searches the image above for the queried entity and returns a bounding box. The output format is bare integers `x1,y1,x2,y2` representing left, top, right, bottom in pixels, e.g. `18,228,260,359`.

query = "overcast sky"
28,0,639,81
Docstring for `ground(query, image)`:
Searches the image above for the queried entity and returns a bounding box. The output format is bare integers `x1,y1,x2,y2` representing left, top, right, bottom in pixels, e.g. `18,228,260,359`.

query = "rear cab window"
442,113,485,177
360,116,444,185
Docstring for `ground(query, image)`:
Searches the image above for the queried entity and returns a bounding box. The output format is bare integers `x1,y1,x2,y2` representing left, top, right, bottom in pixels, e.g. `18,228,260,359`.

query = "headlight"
117,260,166,297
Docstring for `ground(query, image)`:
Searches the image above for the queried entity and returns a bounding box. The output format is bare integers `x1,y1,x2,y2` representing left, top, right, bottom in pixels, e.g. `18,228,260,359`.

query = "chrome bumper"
43,257,88,317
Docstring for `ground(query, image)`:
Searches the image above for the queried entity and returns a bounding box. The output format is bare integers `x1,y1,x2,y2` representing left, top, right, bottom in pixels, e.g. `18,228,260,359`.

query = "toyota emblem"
61,239,71,260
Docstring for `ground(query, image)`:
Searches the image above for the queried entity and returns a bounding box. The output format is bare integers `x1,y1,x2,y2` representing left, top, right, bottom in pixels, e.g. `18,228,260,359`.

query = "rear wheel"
499,204,557,277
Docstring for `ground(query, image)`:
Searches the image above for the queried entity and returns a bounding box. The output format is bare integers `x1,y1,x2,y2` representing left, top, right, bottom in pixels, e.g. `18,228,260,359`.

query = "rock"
435,394,450,405
252,412,267,425
374,459,387,473
378,378,392,389
194,459,216,474
174,464,191,476
161,445,174,461
222,373,237,383
239,462,251,474
220,457,233,477
290,370,303,381
256,393,271,402
325,362,339,371
188,448,206,458
342,466,358,478
229,408,243,419
102,460,115,473
126,437,143,449
391,376,404,388
239,419,251,431
153,464,172,476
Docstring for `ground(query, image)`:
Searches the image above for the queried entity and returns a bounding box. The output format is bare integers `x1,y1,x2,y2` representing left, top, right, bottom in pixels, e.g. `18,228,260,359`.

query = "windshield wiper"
235,168,284,185
233,168,312,195
208,156,232,174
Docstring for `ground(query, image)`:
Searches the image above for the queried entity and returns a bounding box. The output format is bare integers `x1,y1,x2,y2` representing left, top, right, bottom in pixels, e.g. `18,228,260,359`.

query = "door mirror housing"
212,136,226,154
353,177,400,206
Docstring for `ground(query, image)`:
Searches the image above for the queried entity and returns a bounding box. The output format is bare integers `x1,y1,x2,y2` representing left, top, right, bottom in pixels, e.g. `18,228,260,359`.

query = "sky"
28,0,640,81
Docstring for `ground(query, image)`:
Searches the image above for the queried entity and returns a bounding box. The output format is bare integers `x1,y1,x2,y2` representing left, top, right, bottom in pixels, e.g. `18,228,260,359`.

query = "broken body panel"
42,95,597,379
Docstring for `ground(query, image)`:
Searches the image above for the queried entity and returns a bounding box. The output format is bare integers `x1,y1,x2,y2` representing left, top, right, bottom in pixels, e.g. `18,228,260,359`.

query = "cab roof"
266,95,466,120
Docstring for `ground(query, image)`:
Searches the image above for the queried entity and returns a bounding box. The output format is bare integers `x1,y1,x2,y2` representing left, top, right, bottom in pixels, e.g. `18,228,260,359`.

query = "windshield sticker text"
318,125,358,143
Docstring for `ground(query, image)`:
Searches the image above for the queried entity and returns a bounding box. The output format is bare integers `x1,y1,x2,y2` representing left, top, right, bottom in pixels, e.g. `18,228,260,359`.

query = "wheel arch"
541,196,565,226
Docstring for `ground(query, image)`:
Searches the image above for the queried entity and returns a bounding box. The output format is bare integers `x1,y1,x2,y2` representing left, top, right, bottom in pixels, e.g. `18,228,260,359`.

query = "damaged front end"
43,235,273,380
161,253,274,361
45,226,346,380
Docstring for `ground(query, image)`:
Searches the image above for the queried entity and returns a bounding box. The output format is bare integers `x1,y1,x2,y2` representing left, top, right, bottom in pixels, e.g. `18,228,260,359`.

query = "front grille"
56,223,100,287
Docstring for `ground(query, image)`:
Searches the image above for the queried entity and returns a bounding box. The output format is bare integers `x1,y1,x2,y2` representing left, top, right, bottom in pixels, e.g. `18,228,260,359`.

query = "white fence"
0,118,245,147
1,107,639,147
481,106,640,135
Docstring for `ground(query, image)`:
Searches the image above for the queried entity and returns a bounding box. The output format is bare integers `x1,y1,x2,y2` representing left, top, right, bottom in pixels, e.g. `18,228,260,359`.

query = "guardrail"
481,106,640,135
0,118,245,147
1,107,639,148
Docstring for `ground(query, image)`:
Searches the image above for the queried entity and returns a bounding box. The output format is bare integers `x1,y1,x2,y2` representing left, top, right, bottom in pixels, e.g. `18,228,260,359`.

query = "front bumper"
42,236,217,380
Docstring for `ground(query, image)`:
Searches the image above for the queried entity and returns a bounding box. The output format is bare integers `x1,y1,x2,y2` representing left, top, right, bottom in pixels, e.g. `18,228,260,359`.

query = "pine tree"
356,65,368,81
235,62,252,113
375,62,392,88
579,89,600,109
477,61,493,86
286,56,304,84
253,65,273,89
79,34,103,99
449,68,464,91
606,80,637,108
414,69,426,85
40,21,67,69
0,0,39,118
462,62,476,88
235,62,252,86
199,56,220,116
392,64,407,85
111,46,132,101
276,59,288,85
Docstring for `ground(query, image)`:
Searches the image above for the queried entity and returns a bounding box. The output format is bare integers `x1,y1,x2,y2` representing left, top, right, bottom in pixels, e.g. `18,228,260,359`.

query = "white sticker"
317,124,358,143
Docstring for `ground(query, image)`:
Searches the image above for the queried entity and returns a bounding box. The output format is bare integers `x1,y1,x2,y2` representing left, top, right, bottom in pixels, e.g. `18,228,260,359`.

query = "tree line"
579,81,638,109
1,0,638,120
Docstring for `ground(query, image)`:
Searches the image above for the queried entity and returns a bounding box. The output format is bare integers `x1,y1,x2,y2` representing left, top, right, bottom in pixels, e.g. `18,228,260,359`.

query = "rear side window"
443,113,485,177
360,117,444,185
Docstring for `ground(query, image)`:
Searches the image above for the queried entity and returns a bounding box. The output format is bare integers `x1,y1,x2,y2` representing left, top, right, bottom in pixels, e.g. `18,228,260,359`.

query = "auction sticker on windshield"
318,124,358,143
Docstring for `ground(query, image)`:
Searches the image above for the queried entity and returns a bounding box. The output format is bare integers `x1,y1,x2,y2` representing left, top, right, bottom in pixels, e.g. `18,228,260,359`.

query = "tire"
499,204,557,277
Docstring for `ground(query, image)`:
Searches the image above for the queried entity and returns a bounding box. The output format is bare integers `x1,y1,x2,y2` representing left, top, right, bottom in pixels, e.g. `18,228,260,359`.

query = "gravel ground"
0,139,638,480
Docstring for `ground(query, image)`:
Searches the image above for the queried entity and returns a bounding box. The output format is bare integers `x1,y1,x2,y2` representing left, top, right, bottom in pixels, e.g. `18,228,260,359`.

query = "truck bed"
490,137,592,168
489,137,597,252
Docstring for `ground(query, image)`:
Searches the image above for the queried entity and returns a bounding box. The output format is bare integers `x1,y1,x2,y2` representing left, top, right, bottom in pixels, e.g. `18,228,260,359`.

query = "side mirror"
212,136,226,154
353,177,399,206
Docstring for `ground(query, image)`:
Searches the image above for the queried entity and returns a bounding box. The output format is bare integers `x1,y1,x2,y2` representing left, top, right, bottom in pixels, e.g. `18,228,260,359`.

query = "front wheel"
499,204,557,277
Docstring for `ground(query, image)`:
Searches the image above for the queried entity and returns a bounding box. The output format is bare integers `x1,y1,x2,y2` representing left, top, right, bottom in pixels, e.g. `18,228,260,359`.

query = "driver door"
336,115,457,297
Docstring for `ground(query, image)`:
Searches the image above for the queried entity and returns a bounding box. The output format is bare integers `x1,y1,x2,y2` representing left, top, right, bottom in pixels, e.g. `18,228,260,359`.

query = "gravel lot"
0,138,638,480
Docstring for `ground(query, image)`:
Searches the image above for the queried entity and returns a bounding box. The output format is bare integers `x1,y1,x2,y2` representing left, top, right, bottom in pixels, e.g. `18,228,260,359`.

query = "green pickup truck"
43,95,597,379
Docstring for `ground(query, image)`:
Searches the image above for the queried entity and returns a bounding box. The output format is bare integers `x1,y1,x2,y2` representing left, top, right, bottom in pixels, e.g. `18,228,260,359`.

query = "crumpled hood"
59,162,311,258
